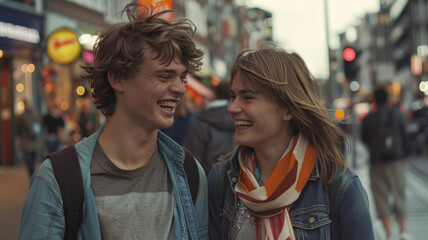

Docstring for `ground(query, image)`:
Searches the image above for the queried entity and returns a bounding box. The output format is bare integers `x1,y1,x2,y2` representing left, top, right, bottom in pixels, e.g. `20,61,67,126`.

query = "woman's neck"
254,136,293,183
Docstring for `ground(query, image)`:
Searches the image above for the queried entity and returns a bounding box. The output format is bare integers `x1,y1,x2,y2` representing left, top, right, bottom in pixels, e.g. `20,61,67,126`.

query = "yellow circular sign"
47,28,82,64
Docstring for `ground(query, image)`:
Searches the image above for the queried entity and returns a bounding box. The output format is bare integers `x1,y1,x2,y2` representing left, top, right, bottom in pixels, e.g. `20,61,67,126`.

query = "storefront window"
5,0,35,8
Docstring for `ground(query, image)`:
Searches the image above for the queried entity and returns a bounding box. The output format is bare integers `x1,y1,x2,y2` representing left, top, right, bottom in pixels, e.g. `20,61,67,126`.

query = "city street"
351,139,428,240
0,140,427,240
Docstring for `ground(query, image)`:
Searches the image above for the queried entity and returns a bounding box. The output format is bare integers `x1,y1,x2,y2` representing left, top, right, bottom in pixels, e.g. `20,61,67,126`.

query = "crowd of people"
16,2,418,240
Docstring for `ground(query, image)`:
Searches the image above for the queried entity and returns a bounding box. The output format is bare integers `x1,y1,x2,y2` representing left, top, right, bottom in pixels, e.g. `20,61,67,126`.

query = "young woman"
208,47,374,240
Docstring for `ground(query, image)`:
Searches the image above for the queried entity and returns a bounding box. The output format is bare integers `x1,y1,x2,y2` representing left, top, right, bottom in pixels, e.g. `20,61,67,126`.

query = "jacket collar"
157,130,185,164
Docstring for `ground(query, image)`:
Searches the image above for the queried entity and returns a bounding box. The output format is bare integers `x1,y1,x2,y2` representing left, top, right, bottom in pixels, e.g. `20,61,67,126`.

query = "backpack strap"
48,146,83,240
183,148,199,204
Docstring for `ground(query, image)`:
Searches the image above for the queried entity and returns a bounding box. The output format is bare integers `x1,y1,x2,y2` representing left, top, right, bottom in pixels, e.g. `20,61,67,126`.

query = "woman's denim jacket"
207,150,374,240
18,127,208,240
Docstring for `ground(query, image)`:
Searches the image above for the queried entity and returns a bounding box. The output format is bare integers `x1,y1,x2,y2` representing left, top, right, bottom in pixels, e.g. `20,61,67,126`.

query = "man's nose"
170,78,186,95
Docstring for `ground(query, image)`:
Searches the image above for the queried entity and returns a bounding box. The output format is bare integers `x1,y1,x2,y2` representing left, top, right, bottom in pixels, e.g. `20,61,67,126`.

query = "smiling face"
228,71,294,150
111,51,189,132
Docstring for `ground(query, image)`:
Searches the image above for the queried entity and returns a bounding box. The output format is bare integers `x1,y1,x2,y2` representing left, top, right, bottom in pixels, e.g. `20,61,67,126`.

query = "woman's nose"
228,99,241,114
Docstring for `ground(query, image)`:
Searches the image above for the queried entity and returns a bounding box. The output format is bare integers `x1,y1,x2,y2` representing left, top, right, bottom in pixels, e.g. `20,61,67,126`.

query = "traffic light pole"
323,0,333,109
350,89,358,168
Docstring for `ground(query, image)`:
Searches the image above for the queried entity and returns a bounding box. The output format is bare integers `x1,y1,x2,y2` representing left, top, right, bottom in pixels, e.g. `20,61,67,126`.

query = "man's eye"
159,75,171,79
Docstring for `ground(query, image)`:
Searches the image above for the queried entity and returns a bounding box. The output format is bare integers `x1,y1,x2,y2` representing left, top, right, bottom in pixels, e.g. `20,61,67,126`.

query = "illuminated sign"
0,21,40,43
138,0,174,20
47,28,82,64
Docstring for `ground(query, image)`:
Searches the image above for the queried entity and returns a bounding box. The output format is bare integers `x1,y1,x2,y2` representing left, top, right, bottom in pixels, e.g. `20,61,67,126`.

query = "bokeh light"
16,83,24,92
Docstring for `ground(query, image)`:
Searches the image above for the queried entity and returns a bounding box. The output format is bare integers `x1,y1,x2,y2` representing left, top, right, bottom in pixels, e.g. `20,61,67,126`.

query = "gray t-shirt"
91,142,174,240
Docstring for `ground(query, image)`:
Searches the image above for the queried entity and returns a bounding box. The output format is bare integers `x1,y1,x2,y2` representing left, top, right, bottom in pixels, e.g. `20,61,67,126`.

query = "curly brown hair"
82,3,204,116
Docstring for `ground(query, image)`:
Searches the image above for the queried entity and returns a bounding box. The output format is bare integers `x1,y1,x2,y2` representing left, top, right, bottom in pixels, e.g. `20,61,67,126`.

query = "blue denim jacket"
19,127,208,240
208,151,374,240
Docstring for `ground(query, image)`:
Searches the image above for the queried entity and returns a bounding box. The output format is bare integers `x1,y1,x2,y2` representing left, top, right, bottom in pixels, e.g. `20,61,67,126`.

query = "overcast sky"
242,0,379,79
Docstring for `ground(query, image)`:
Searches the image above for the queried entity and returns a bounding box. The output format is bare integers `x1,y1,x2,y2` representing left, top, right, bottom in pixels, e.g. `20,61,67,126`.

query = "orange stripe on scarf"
264,136,298,197
295,144,317,192
239,168,257,193
265,152,295,197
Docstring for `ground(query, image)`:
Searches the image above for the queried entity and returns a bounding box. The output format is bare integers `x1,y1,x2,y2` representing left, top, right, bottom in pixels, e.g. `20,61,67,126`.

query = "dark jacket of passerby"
16,100,42,176
362,104,408,164
16,109,41,153
43,108,65,153
186,99,235,174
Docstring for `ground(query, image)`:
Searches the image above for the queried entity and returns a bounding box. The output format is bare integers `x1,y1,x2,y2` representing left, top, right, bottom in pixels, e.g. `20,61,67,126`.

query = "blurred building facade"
0,0,44,165
334,0,428,119
0,0,272,165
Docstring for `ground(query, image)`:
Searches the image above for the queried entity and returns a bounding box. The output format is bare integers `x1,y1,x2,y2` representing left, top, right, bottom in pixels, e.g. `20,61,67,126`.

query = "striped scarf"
235,133,317,240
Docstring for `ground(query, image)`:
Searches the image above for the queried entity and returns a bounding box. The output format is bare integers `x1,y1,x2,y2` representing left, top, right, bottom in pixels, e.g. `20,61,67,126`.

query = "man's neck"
98,116,158,170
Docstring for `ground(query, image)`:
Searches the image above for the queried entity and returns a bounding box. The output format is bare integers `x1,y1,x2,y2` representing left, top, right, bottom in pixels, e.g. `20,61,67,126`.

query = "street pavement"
0,140,427,240
351,139,428,240
0,166,30,240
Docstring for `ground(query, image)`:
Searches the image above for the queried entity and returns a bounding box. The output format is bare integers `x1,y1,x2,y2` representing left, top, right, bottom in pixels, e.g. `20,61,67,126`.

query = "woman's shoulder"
332,167,358,184
330,167,365,198
209,158,233,178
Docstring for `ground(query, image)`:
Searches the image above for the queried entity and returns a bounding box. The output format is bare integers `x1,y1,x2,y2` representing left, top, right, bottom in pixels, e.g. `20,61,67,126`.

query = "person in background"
16,98,42,177
361,87,411,240
19,3,208,239
43,101,65,153
186,80,235,174
161,93,197,146
208,46,374,240
78,96,103,139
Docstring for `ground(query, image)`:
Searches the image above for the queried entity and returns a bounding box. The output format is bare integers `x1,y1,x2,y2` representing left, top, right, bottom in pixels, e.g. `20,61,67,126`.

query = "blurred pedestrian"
186,80,235,174
19,3,207,239
15,98,42,177
42,101,65,153
161,93,197,146
208,46,374,240
361,87,411,240
78,97,103,138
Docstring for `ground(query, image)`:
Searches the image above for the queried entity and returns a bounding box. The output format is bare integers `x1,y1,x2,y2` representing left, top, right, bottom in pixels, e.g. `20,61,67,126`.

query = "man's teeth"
235,120,253,127
159,101,177,110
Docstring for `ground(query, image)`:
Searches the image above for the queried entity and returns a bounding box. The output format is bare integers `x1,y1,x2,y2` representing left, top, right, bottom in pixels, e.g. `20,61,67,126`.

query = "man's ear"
108,72,125,92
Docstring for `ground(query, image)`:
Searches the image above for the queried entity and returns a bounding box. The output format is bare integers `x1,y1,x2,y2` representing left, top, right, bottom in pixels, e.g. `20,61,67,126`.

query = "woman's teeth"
158,101,177,111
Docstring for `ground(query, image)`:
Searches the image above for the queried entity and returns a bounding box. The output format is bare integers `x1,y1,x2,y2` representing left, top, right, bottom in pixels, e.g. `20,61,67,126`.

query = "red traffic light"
343,48,356,62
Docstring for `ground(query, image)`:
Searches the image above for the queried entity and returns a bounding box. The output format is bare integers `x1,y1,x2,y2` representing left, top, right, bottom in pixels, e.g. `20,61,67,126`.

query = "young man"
19,4,207,240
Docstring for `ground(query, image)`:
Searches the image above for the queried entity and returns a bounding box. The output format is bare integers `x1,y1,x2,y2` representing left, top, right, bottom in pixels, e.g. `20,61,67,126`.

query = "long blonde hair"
230,47,348,189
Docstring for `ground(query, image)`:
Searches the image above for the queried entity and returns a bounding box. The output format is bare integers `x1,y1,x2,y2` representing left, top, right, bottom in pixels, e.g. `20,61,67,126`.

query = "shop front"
0,5,43,165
